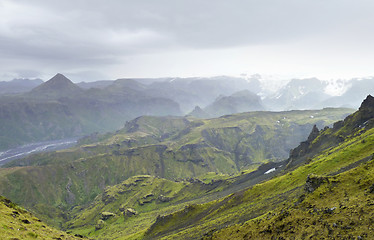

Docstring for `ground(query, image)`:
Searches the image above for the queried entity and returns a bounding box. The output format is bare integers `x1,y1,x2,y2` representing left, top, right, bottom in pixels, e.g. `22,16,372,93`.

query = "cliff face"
287,95,374,169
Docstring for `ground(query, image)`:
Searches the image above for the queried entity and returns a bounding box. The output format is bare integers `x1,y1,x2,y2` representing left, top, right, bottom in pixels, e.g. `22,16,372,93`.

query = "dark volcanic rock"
304,174,329,193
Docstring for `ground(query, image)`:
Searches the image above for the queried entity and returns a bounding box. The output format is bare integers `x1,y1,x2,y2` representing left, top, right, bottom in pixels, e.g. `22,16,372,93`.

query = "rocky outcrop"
304,174,329,193
95,219,105,230
158,195,172,202
102,190,116,205
287,95,374,170
101,212,116,220
123,208,137,217
286,125,320,169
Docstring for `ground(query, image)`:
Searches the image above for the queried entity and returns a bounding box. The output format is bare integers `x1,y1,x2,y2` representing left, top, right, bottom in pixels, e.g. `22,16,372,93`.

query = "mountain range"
0,82,373,239
0,78,43,95
0,74,181,150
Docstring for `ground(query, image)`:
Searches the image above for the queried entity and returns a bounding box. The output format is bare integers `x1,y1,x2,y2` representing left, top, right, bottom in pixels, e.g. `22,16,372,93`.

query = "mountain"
143,95,374,239
0,78,43,95
77,80,114,89
2,75,374,239
28,73,84,99
144,76,262,113
287,94,374,169
202,90,264,117
0,108,352,230
264,78,331,110
0,73,181,151
187,105,211,118
320,77,374,109
0,74,273,150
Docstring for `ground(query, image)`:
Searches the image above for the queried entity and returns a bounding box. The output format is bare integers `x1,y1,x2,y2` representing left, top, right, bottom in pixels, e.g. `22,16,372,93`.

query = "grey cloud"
1,0,374,80
7,0,374,50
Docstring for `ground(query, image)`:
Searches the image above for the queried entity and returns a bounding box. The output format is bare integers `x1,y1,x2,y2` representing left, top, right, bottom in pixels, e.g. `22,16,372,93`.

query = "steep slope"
287,94,374,169
0,196,80,239
144,96,374,239
208,158,374,239
0,99,84,150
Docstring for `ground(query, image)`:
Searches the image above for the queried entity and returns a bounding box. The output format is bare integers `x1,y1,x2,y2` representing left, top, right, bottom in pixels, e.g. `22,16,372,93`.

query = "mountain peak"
359,95,374,111
48,73,74,85
29,73,82,98
187,106,210,119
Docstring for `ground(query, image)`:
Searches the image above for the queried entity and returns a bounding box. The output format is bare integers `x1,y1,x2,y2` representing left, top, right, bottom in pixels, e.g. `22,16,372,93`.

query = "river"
0,138,78,166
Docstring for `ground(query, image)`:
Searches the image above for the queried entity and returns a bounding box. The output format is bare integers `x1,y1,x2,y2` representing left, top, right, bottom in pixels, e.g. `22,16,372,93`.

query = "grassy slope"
209,159,374,239
65,162,283,239
0,196,80,240
145,124,374,239
64,175,225,239
0,109,352,230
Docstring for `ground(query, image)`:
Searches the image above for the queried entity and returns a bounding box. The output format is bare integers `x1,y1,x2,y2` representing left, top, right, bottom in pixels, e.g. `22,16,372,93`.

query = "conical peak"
48,73,73,84
42,73,79,89
29,73,82,98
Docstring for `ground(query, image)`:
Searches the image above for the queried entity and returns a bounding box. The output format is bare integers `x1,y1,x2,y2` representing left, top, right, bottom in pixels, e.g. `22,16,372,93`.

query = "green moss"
0,108,354,237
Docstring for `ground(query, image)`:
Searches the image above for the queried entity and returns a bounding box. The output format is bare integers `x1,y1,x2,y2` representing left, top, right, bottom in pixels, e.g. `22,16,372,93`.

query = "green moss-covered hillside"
144,96,374,239
0,107,354,239
0,196,80,240
0,109,350,227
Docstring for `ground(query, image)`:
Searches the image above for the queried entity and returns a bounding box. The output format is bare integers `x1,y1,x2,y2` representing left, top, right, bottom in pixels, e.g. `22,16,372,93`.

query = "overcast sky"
1,0,374,82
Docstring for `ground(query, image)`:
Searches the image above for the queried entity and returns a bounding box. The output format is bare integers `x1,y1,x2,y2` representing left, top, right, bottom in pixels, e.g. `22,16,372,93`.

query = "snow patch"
264,168,276,174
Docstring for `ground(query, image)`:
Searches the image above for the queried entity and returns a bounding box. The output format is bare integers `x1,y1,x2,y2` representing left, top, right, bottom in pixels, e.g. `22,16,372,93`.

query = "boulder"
101,211,116,220
158,195,171,202
95,219,105,230
123,208,137,217
304,174,329,193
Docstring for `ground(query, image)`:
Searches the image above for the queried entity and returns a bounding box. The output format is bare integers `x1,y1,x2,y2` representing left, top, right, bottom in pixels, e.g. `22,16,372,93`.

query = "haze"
1,0,374,82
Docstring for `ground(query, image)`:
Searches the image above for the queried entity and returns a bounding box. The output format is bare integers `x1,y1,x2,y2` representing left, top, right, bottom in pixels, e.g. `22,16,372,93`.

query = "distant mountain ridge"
1,73,372,151
0,78,43,95
0,73,181,150
189,90,264,118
